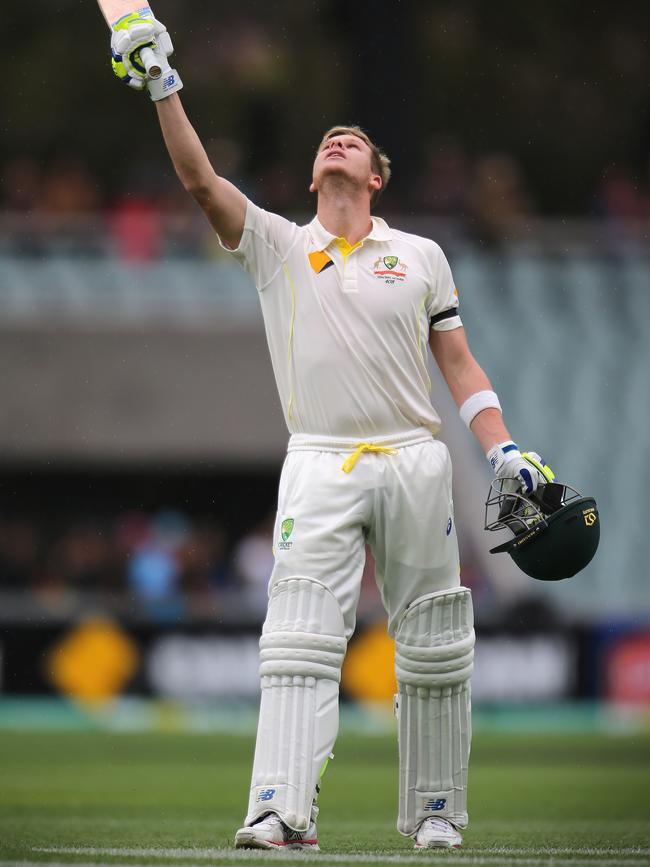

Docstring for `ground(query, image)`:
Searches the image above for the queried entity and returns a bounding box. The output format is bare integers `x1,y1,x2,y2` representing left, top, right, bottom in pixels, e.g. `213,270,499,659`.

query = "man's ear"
369,173,382,195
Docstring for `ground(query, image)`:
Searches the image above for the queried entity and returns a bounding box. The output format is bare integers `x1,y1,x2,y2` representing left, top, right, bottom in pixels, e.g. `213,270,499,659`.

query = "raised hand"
110,12,182,100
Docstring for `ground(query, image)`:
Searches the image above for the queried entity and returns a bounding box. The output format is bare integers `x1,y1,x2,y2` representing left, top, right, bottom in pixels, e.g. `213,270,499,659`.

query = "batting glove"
110,12,182,100
487,441,555,495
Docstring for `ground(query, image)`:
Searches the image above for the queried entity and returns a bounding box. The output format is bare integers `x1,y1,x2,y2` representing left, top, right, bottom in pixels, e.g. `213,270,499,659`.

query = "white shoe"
234,812,319,851
414,816,462,849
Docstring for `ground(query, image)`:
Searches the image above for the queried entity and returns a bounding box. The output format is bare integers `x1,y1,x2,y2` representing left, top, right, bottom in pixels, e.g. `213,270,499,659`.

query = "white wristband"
459,390,502,429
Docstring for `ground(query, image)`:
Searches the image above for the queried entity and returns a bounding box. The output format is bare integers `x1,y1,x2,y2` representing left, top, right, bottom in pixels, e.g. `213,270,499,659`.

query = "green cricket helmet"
484,479,600,581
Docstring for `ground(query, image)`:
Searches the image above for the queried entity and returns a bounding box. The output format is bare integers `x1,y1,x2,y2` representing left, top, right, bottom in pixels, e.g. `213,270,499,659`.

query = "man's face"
310,134,382,199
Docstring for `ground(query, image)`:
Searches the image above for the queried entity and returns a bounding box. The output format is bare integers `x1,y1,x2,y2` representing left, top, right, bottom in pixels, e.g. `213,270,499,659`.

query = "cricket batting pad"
394,587,474,836
245,576,346,831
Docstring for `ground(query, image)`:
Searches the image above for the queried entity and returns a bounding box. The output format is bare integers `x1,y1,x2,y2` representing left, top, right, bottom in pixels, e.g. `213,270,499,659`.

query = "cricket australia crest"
278,517,295,550
373,255,408,283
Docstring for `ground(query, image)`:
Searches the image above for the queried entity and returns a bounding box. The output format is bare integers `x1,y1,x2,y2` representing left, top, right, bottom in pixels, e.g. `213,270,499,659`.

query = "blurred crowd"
0,510,384,623
3,1,649,253
0,146,312,261
0,510,266,621
417,139,650,237
3,145,650,261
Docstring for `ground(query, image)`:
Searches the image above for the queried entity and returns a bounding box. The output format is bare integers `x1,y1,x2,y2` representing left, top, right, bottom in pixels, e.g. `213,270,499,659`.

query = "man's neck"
316,189,373,246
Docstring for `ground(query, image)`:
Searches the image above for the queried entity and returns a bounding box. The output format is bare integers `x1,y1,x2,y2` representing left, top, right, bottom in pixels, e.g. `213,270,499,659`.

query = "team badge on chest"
373,255,408,283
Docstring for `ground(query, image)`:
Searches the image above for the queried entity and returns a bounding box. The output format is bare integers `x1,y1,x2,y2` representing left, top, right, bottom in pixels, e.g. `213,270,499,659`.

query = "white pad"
245,576,346,831
395,587,474,836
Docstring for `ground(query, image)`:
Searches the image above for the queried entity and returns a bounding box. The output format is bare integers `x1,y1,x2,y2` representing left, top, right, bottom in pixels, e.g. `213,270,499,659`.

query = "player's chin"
318,162,356,184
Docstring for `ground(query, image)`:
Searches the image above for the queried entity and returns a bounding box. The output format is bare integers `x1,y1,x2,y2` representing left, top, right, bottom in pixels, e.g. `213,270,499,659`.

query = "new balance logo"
424,798,447,811
256,788,276,802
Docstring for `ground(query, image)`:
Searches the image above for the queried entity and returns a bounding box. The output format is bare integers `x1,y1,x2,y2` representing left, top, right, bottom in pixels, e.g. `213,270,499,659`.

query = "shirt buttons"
342,258,358,294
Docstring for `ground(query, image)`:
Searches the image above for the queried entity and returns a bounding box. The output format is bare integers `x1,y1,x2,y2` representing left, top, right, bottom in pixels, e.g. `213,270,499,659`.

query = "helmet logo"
583,509,597,527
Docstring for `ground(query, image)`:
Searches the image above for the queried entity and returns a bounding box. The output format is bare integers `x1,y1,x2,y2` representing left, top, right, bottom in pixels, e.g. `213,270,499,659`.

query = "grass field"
1,730,649,866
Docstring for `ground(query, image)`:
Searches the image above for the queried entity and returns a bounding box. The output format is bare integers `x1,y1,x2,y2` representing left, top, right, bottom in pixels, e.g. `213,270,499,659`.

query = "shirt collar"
308,215,393,250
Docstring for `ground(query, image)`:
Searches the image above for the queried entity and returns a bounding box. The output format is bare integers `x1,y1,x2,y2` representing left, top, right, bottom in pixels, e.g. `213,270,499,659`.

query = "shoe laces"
423,816,454,832
256,812,283,828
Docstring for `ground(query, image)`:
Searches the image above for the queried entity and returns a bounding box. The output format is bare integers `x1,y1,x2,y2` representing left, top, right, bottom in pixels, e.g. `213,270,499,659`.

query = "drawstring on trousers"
341,442,397,474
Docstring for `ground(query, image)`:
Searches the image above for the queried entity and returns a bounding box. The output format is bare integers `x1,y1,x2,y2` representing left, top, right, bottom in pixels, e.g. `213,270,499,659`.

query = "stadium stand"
0,216,647,619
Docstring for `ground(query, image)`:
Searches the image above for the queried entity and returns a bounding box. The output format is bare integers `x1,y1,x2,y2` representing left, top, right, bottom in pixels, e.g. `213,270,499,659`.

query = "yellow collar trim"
334,237,362,265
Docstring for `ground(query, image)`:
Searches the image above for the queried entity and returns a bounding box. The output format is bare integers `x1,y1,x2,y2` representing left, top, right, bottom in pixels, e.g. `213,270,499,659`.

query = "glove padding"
487,441,555,495
110,12,180,99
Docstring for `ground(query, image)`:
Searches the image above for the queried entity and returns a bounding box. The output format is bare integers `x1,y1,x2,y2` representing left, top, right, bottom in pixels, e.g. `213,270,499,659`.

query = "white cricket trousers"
271,428,460,638
244,428,465,832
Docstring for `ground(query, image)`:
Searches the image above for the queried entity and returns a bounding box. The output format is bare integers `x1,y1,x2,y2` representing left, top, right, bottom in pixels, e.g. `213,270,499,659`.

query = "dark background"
3,1,649,218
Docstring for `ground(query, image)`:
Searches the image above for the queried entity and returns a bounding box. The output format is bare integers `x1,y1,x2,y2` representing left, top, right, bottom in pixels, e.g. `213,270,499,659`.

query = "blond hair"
318,125,391,207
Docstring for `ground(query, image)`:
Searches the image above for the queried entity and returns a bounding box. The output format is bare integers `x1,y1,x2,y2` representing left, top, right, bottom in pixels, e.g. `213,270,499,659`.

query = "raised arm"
109,12,246,249
155,94,246,249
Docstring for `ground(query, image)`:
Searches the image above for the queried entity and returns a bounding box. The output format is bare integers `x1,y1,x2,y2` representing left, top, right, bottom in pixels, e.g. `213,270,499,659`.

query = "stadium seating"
0,222,647,618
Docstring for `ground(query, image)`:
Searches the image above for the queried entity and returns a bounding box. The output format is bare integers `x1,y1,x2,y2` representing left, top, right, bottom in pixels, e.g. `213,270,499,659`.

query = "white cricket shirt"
223,200,462,438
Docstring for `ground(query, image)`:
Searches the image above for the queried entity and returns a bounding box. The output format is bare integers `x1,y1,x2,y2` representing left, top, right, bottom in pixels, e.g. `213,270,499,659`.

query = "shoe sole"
234,829,319,851
414,842,461,850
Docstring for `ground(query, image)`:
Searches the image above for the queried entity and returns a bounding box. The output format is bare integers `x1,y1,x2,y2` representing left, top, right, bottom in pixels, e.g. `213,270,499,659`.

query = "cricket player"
110,15,553,851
